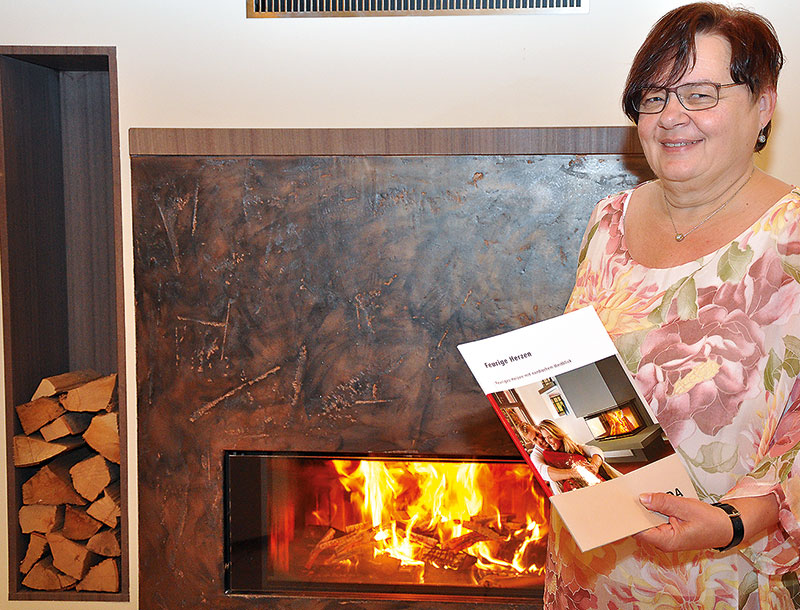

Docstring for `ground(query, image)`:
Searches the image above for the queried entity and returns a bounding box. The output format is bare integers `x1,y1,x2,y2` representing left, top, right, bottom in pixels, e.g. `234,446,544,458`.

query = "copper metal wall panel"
133,153,652,608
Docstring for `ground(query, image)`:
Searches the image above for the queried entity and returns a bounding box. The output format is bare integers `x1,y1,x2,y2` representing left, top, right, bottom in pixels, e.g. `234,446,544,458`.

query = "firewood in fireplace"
330,528,377,559
460,519,505,541
305,527,336,569
421,545,472,571
443,530,487,553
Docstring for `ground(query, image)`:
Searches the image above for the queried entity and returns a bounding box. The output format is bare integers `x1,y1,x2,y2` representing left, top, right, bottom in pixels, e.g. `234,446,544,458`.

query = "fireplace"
131,127,652,609
584,401,645,439
225,452,548,602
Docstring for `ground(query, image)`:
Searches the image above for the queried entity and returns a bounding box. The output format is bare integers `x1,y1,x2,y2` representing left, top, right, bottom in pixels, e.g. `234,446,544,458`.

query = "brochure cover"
457,306,696,552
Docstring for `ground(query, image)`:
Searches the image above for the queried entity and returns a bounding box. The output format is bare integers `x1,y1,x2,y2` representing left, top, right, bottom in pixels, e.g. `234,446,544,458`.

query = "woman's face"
637,33,775,190
540,428,561,450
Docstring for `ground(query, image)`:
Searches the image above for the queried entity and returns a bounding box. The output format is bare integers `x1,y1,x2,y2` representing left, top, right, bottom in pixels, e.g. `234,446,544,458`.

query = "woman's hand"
635,492,779,552
587,454,603,475
635,493,733,551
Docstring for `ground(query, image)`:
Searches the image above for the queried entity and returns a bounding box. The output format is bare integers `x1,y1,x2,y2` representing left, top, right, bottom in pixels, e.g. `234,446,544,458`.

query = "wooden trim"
0,46,114,71
107,47,130,603
129,126,643,157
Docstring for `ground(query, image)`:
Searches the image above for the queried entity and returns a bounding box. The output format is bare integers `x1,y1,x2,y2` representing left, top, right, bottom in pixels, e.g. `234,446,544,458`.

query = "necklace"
663,168,755,242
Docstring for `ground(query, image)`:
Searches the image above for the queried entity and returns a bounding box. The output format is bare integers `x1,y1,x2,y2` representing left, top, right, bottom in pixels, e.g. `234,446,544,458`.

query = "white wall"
1,1,798,607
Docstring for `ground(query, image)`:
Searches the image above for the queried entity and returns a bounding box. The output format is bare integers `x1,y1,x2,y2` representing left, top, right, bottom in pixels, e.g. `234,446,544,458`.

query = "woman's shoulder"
588,183,652,224
748,181,800,242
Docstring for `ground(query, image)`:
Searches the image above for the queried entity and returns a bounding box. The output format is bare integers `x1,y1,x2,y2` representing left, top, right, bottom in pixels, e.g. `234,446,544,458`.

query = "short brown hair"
622,2,783,151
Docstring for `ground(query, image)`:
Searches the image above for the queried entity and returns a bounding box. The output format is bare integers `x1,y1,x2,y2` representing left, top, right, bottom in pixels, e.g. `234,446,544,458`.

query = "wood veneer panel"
61,70,117,374
0,53,70,600
129,126,643,157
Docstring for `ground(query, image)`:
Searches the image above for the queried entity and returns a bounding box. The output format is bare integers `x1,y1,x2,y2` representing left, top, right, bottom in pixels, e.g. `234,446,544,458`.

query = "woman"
536,419,617,493
547,3,800,608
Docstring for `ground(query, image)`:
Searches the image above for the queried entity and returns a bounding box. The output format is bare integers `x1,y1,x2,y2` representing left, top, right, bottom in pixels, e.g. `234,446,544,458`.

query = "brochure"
457,306,696,552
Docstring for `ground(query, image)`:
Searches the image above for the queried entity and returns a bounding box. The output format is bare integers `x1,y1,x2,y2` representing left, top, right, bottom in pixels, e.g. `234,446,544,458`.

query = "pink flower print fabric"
550,187,800,610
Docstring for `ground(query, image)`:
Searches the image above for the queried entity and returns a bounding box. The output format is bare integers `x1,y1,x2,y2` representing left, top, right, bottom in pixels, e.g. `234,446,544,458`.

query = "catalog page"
458,306,697,552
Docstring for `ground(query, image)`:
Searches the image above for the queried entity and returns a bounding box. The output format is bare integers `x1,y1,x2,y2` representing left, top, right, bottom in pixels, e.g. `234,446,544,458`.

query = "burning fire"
602,406,640,436
304,458,548,586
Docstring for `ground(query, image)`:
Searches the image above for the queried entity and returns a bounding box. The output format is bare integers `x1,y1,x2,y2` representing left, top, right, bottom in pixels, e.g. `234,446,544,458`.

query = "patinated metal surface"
133,154,652,609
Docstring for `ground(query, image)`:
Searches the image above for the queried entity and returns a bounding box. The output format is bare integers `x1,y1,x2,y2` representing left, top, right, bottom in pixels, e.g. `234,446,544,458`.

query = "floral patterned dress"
546,186,800,609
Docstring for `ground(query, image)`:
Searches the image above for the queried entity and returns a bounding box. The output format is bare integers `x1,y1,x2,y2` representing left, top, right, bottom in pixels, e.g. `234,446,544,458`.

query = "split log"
21,556,77,591
75,557,119,592
32,370,100,400
19,505,64,534
22,447,93,506
86,482,121,528
62,506,103,540
19,532,48,574
462,519,505,541
15,397,64,435
421,545,471,570
13,434,84,467
60,374,116,413
46,531,94,580
40,412,94,442
443,530,486,553
70,454,118,502
305,527,336,569
83,411,120,464
86,528,121,557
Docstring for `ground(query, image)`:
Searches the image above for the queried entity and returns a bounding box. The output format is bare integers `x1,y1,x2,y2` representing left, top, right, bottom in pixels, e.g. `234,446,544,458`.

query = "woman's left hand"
635,491,780,552
635,493,733,552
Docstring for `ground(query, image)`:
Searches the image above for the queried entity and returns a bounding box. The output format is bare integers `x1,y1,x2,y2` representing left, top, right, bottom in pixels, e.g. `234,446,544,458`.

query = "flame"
325,458,548,583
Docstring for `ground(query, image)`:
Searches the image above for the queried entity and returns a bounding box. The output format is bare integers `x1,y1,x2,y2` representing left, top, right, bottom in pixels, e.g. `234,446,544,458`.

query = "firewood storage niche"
0,47,127,602
131,127,653,609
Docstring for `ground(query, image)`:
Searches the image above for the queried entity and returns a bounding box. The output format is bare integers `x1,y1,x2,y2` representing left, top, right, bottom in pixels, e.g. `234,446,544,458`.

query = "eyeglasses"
633,81,745,114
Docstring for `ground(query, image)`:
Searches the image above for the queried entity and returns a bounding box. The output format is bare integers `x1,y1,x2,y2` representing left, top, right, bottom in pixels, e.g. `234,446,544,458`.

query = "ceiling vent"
248,0,588,17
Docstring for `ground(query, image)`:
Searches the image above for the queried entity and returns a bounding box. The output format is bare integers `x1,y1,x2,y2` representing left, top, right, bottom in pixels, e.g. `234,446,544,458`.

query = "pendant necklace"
663,168,755,242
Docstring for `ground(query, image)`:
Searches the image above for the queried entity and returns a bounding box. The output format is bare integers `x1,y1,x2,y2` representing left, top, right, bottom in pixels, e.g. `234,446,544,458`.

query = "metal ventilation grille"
248,0,587,17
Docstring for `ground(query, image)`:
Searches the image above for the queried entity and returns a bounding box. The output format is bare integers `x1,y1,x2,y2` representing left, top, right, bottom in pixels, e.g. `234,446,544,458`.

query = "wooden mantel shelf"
129,126,642,157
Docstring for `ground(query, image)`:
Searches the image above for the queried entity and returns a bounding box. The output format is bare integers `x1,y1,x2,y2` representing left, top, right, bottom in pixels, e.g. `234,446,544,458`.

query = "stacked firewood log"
12,370,121,592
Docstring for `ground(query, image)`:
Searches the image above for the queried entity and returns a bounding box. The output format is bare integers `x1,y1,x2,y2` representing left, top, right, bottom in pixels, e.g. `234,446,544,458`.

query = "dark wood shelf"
0,46,128,602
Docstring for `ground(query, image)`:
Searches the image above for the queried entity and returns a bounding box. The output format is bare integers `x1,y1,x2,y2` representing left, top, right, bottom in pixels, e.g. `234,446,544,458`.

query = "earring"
758,127,767,144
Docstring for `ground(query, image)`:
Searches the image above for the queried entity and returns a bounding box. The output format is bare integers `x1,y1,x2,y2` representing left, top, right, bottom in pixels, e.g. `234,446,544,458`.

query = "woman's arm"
635,492,780,552
545,464,583,482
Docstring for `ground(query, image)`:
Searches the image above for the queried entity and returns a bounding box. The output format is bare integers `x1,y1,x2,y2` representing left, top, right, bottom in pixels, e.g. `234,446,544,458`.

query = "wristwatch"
712,502,744,552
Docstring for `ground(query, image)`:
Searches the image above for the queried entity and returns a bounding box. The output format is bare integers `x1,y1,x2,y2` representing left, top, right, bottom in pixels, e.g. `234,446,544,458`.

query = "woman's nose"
657,92,689,128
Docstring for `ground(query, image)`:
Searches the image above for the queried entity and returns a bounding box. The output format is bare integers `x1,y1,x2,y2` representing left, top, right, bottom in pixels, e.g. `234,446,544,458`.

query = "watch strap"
712,502,744,552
